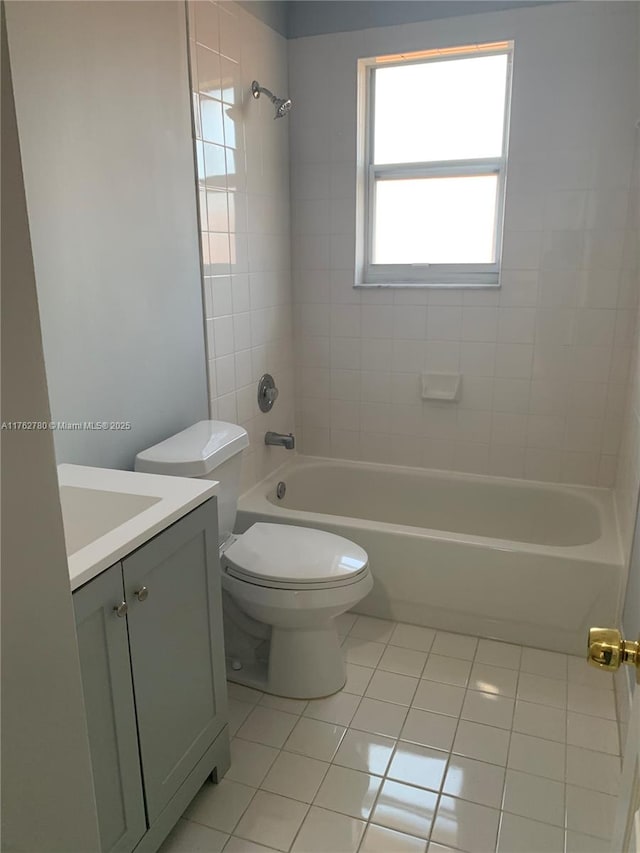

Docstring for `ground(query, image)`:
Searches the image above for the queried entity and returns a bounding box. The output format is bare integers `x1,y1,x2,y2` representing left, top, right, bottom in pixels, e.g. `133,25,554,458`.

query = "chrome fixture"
135,587,149,602
113,601,128,618
276,481,286,500
258,373,279,413
251,80,292,119
265,431,295,450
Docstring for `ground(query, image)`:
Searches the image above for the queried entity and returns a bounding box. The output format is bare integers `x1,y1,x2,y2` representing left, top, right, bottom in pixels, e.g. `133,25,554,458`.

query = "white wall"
289,1,638,485
6,0,209,471
188,0,295,490
1,6,100,847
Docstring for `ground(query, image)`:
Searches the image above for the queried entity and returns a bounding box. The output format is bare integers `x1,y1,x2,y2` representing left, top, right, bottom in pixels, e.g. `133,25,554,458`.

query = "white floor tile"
567,711,619,755
343,663,375,695
227,739,280,787
212,628,625,853
359,823,427,853
442,755,505,809
379,645,429,678
224,836,280,853
291,806,365,853
565,784,618,840
567,656,614,690
259,694,308,716
411,680,465,717
228,683,264,705
475,639,521,670
507,732,565,781
566,745,621,795
234,791,308,853
349,615,396,643
567,684,617,720
519,648,568,680
351,697,408,738
461,691,514,730
422,654,471,687
236,707,299,748
314,765,382,820
516,673,567,710
430,631,478,661
159,819,228,853
503,769,565,827
390,624,437,653
371,780,438,839
342,637,386,667
512,699,567,743
565,830,611,852
401,708,457,751
303,691,361,726
260,751,329,803
365,670,419,706
497,813,564,853
431,795,500,853
228,700,255,737
468,662,518,698
333,728,395,776
453,720,510,766
283,717,346,762
386,742,448,791
184,780,255,834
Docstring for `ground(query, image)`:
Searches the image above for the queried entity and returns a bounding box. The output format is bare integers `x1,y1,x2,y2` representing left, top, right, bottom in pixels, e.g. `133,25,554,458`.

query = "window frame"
356,43,514,288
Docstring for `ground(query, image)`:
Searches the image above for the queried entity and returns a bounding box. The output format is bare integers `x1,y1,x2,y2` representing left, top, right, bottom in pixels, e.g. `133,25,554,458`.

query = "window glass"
373,174,499,264
373,54,509,164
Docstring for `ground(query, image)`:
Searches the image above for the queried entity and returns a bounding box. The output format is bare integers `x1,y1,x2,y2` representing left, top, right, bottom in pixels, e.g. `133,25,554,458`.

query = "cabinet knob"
135,586,149,602
113,601,128,618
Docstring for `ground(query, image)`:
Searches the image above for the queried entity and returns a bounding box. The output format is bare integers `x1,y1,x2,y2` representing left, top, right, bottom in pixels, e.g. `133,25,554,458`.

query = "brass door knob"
588,627,639,675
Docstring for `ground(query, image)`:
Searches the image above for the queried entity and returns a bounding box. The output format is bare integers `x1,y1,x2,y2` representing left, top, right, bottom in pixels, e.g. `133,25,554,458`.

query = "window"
356,42,513,287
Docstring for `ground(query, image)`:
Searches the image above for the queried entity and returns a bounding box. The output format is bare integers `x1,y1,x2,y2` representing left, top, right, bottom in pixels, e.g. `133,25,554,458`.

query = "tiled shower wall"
188,0,294,490
289,2,639,486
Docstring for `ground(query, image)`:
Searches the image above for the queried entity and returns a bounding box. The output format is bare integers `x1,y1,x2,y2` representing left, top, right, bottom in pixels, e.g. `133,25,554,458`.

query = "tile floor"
159,615,621,853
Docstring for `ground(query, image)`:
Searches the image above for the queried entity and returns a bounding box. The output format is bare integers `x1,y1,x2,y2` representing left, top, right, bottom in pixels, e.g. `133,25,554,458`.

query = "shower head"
252,80,292,119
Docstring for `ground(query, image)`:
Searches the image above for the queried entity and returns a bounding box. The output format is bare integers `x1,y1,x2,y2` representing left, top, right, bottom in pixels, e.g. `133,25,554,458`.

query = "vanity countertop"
58,463,218,591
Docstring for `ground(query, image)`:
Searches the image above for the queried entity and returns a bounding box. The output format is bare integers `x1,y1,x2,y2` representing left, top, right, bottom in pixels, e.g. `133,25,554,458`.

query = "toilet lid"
223,523,368,585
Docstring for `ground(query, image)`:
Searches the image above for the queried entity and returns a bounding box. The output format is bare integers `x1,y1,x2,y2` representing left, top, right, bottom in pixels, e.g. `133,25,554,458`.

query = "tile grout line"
212,620,620,853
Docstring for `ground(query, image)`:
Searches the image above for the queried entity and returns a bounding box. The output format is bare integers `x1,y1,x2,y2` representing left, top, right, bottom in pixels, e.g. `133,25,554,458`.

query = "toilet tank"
135,421,249,546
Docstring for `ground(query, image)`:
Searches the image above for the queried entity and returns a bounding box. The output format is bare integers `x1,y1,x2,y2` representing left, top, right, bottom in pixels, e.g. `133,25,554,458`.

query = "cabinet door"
73,565,147,853
123,500,226,822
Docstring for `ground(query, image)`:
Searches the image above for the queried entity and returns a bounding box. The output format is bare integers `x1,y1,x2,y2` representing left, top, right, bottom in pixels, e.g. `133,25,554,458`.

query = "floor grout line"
166,617,621,853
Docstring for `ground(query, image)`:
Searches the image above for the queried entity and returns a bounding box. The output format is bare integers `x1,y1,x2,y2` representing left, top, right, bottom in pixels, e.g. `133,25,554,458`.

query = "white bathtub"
237,456,624,655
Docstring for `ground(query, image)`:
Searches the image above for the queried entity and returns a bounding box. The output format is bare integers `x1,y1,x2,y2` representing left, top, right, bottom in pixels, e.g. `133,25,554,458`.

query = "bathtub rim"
239,454,624,569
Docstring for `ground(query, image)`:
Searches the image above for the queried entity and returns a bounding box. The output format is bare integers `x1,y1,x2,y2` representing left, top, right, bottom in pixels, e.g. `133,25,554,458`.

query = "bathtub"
237,456,624,655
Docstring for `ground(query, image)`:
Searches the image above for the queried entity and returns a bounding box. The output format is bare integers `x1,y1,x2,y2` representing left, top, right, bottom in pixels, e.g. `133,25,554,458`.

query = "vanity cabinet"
73,499,229,853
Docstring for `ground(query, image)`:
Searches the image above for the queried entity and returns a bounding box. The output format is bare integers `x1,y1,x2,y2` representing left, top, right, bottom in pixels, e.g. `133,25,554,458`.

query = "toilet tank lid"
135,421,249,477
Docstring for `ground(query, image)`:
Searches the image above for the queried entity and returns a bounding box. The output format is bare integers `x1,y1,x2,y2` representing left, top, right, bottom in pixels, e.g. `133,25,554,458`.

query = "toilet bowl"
135,421,372,698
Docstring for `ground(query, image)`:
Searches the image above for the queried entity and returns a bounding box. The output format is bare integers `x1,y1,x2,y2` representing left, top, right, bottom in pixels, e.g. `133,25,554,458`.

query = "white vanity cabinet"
73,499,229,853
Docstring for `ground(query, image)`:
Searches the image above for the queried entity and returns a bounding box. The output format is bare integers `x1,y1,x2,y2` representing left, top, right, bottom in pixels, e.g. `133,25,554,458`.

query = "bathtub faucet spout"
265,431,295,450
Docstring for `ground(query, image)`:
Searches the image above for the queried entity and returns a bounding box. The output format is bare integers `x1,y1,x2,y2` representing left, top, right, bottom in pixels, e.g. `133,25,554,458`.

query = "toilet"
135,421,372,699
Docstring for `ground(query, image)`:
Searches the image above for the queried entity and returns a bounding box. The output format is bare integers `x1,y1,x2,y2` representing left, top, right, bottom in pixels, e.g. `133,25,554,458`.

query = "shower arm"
252,81,276,103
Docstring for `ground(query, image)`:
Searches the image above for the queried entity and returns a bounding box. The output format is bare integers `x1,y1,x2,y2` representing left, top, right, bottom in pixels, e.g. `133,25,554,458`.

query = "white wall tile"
189,2,294,491
286,2,636,486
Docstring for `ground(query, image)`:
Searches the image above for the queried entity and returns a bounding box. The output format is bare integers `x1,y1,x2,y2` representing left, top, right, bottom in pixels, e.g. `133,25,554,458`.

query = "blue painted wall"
240,1,556,38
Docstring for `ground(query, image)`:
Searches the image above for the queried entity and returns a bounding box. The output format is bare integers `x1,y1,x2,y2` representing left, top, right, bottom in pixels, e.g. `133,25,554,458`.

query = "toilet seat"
222,522,369,590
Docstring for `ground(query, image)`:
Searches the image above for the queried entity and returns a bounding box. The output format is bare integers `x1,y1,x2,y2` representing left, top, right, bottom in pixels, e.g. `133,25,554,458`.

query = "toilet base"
226,624,346,699
268,625,346,698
